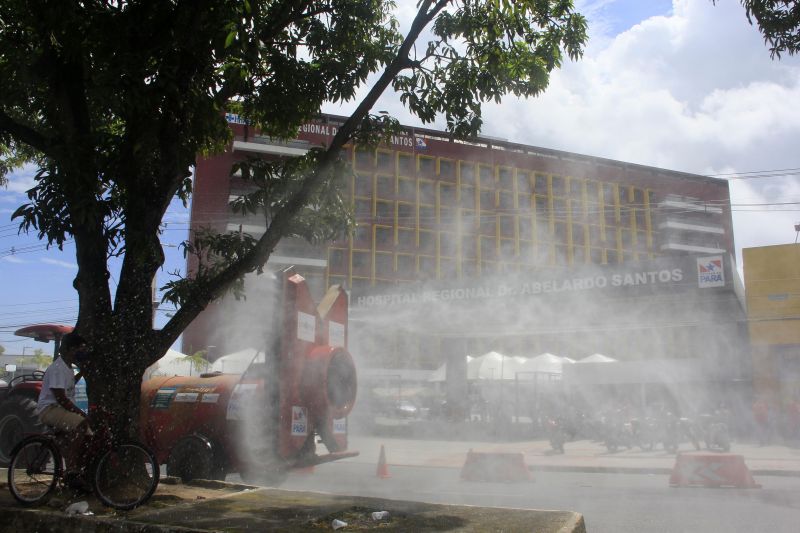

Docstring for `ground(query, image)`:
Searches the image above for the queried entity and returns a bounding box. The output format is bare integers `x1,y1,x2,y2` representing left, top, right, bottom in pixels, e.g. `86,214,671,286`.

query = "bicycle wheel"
7,436,62,506
93,441,159,510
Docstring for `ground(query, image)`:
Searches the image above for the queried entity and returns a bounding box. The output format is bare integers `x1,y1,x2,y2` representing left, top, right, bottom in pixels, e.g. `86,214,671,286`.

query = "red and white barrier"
669,453,760,488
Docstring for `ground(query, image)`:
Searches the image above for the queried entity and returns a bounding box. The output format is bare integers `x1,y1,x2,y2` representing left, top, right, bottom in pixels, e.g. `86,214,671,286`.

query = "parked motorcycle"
660,413,701,453
630,417,658,451
698,412,731,452
604,417,635,453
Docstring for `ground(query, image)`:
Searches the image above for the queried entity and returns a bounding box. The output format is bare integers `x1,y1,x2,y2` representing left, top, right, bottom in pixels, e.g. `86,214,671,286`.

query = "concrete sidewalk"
345,434,800,476
0,478,586,533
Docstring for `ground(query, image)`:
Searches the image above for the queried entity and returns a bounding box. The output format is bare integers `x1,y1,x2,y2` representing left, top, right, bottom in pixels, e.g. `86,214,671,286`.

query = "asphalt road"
245,462,800,533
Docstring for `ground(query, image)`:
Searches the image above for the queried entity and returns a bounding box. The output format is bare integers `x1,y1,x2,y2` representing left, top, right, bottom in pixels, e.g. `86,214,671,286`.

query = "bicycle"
6,408,159,511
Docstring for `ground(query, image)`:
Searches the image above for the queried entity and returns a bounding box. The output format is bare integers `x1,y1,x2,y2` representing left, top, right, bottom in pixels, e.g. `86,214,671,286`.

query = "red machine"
139,270,358,483
0,324,74,466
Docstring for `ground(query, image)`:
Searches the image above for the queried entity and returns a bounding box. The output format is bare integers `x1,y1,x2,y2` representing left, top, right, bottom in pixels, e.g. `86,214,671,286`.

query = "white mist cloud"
40,258,78,270
1,255,27,264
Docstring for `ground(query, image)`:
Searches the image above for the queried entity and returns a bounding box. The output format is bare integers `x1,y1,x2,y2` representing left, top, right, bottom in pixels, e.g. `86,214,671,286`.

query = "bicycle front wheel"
93,441,159,510
7,436,62,506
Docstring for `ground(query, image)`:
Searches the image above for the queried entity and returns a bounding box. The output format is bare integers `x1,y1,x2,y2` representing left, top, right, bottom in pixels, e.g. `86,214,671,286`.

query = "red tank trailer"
139,269,358,483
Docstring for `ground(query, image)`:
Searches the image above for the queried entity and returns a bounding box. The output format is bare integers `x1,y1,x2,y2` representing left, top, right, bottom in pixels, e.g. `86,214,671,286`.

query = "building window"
439,231,457,256
499,238,515,259
498,191,515,210
418,255,436,276
573,224,586,246
397,227,415,250
551,175,566,196
418,230,435,253
480,235,496,259
439,182,457,206
418,155,435,176
479,165,494,188
480,213,496,236
396,253,414,273
479,189,495,210
375,225,393,250
603,183,616,205
519,217,533,240
460,162,475,185
398,152,414,175
460,185,476,209
439,158,455,180
376,149,393,171
419,179,435,204
419,204,435,227
398,177,416,201
376,174,394,199
499,215,515,238
375,199,393,222
397,202,414,224
462,235,477,258
440,257,457,278
352,224,371,244
375,251,393,276
355,148,374,169
535,195,549,219
517,172,533,195
355,173,373,197
328,248,347,274
351,250,371,276
354,198,372,218
498,167,514,190
534,173,548,194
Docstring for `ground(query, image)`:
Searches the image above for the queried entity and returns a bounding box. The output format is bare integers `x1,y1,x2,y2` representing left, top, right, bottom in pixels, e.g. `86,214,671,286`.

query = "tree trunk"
84,337,155,441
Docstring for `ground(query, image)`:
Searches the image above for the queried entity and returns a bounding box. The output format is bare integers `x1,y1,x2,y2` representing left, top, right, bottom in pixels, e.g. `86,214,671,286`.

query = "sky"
1,0,798,354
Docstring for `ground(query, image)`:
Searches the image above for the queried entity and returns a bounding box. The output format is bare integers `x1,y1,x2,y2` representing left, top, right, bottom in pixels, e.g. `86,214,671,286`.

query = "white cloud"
1,255,27,264
41,258,78,270
473,0,800,270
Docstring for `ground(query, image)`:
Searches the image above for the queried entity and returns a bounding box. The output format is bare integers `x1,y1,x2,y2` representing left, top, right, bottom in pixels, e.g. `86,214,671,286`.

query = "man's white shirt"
37,357,76,413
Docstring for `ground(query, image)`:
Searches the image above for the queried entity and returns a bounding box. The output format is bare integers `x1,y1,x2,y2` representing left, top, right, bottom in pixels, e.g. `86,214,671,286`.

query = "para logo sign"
291,406,308,436
697,256,725,288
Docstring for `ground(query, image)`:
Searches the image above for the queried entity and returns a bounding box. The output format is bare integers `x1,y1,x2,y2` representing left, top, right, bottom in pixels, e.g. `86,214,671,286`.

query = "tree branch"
157,0,452,348
0,110,52,155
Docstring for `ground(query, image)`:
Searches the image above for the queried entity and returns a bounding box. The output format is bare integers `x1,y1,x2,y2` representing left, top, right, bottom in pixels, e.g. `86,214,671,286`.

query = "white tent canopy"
521,352,574,375
144,349,192,379
429,351,580,382
467,351,527,380
577,353,617,364
210,347,263,374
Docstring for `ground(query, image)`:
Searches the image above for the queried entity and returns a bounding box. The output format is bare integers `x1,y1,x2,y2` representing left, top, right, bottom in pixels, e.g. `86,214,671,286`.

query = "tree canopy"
739,0,800,57
0,0,586,430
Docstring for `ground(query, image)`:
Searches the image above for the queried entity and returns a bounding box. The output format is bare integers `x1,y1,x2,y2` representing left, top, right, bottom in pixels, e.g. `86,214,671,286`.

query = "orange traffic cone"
376,444,391,478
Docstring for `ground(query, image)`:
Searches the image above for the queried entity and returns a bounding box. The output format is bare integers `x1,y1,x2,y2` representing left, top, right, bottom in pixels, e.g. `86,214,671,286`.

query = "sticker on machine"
174,392,199,403
201,393,220,403
333,418,347,434
291,406,308,436
328,321,345,347
152,387,177,409
297,311,316,342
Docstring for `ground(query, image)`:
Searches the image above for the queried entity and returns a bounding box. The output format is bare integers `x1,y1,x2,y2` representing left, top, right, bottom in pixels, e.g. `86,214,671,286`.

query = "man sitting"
36,332,91,484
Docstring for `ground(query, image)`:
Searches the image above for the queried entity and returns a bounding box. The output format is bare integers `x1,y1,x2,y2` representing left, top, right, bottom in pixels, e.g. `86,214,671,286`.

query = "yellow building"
743,243,800,404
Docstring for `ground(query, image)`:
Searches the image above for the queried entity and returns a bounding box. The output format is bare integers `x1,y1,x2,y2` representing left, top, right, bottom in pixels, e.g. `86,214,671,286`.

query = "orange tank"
139,373,246,466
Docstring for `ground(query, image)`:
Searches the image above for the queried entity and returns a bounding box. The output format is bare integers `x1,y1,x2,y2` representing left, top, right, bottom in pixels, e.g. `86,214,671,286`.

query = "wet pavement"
344,433,800,476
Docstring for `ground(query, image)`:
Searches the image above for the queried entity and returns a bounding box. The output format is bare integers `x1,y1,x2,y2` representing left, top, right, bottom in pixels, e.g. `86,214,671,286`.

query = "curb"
0,506,213,533
528,464,800,477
